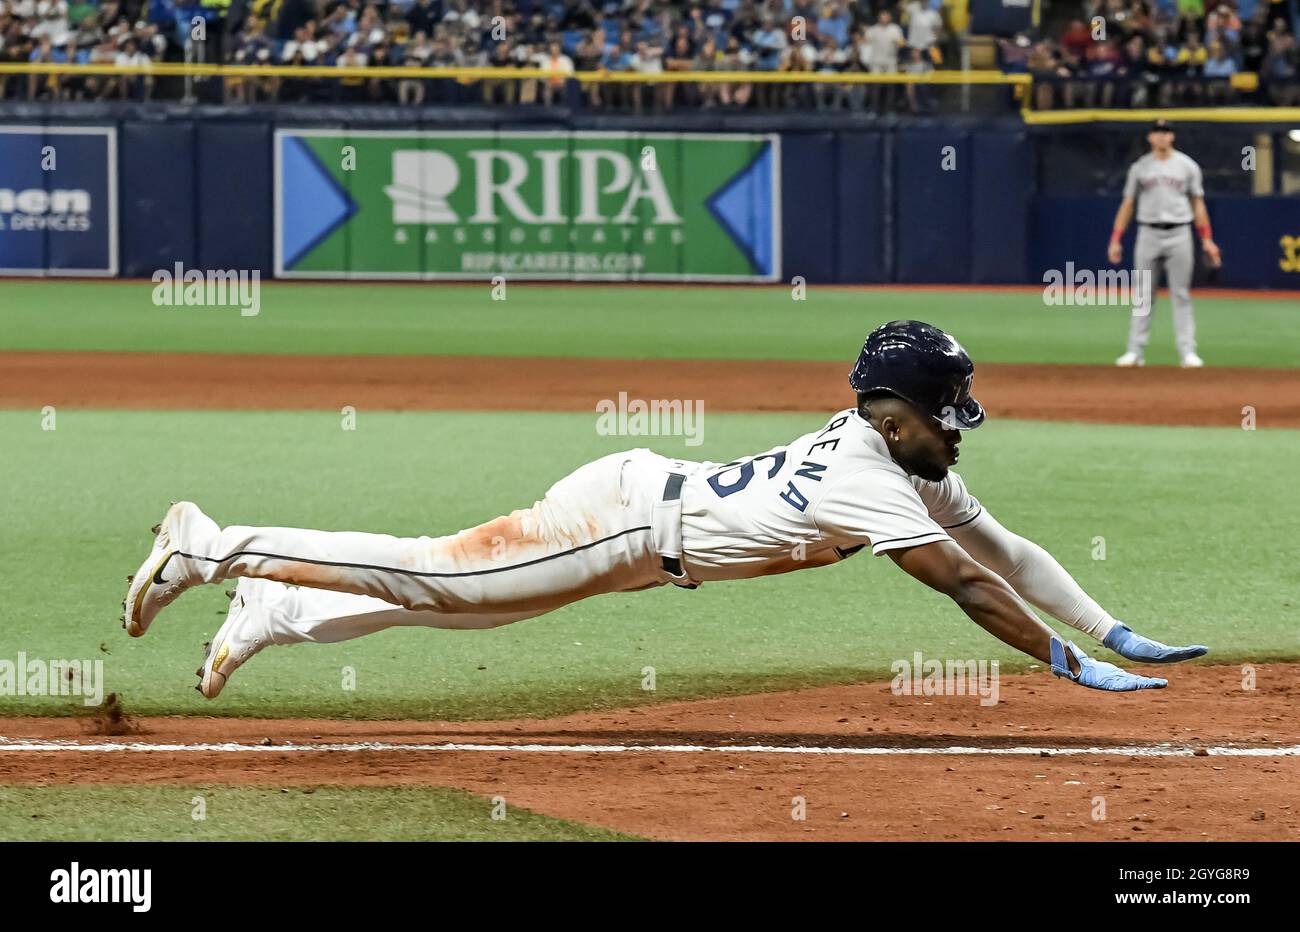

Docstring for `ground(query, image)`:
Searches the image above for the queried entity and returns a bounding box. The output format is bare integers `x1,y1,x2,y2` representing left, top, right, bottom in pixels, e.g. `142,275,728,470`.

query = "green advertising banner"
275,130,780,281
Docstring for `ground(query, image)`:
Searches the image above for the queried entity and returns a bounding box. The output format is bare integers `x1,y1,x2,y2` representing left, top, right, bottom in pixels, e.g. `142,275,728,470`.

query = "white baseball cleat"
1115,352,1144,367
1180,352,1205,368
123,501,218,637
197,579,274,699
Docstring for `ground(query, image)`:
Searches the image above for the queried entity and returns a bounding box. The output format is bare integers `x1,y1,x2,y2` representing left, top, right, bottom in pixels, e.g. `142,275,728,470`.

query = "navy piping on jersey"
169,524,654,580
870,507,984,548
942,507,984,531
869,530,952,547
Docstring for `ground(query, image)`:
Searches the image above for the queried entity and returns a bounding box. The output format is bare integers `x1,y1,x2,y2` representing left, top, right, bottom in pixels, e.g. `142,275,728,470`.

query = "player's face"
886,404,962,482
1148,129,1174,153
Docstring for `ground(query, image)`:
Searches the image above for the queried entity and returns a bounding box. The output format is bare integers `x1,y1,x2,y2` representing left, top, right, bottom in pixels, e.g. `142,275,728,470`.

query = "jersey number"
706,451,787,498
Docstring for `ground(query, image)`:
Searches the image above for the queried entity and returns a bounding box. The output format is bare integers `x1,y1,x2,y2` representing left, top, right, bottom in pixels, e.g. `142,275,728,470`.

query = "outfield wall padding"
1,106,1295,288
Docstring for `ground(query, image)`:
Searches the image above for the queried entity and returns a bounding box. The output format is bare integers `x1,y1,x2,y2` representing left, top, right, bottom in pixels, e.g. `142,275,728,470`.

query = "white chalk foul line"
0,738,1298,757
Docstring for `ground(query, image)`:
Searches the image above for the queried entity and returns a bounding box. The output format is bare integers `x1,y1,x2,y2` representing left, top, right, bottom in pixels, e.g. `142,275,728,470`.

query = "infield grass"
1,408,1295,720
0,281,1295,368
0,784,636,841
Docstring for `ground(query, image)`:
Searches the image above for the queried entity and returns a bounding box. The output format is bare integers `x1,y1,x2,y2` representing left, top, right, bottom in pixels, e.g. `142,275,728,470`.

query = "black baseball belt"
1139,221,1191,230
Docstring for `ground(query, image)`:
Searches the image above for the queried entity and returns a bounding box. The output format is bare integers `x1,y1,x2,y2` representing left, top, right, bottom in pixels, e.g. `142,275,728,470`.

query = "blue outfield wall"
1,106,1296,288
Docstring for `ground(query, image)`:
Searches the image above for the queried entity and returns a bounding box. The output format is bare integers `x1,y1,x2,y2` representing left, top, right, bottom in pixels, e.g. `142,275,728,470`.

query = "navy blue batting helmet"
849,320,986,430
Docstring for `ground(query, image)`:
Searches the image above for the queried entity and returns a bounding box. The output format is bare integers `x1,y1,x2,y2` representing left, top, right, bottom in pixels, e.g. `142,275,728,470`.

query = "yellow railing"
1023,106,1300,124
0,62,1031,85
5,63,1295,122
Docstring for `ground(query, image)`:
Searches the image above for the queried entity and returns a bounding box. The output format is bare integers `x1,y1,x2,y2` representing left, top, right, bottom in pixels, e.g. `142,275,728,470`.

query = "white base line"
0,739,1298,757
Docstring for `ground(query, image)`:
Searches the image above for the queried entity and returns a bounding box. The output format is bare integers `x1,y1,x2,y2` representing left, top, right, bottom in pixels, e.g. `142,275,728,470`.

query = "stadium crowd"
0,0,1294,107
1000,0,1300,106
0,0,950,106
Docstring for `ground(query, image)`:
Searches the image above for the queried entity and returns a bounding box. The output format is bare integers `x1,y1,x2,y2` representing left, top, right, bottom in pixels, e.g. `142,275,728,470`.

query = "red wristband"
1109,228,1123,245
1197,223,1212,241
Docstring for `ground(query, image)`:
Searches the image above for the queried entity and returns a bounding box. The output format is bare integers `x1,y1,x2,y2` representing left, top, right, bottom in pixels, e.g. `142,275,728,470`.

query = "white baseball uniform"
1122,149,1205,357
181,410,1119,647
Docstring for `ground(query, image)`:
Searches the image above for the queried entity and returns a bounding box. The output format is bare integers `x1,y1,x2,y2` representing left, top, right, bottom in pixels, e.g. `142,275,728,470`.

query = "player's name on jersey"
595,391,705,447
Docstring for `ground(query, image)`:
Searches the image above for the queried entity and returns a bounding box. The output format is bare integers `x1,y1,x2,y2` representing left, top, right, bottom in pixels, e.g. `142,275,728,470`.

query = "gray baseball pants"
1128,224,1197,357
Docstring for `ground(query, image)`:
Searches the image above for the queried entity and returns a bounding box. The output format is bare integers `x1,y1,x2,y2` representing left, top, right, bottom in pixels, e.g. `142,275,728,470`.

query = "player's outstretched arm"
947,511,1207,663
888,540,1166,692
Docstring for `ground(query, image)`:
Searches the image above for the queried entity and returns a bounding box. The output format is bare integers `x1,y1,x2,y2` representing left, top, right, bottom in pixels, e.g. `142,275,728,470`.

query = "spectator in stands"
1205,3,1242,45
1239,12,1270,72
32,0,68,42
336,39,369,101
1203,37,1238,99
280,24,321,64
997,32,1034,74
779,35,815,107
664,26,696,107
1059,18,1094,62
818,1,850,49
532,37,573,105
902,44,933,112
1261,30,1298,103
111,34,153,99
1028,39,1071,109
630,37,665,112
366,37,398,103
1084,37,1124,105
4,0,1296,112
866,8,904,74
27,35,59,100
598,38,630,109
225,12,270,102
902,0,941,65
717,33,752,107
865,8,904,109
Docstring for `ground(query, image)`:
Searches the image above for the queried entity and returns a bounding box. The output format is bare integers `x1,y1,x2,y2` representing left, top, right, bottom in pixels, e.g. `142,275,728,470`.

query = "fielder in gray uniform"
1107,119,1222,368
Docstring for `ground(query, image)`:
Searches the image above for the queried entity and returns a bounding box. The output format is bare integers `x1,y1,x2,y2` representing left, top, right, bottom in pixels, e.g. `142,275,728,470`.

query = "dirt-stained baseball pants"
189,450,696,644
1127,224,1197,357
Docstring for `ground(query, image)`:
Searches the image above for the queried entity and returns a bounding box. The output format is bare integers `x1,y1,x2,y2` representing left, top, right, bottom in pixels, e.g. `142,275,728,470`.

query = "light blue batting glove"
1103,622,1208,664
1050,638,1168,692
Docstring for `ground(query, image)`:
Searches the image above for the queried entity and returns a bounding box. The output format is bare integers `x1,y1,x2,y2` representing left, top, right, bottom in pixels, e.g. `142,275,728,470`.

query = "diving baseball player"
1108,118,1221,368
122,321,1207,698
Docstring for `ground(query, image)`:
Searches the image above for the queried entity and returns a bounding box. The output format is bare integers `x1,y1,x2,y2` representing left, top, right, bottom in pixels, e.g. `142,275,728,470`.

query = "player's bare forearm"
1108,198,1134,262
1191,196,1221,265
887,540,1076,672
1191,196,1211,227
1111,197,1134,232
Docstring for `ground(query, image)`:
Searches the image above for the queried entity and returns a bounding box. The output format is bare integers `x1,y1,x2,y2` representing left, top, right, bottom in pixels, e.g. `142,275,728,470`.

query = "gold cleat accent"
210,643,230,671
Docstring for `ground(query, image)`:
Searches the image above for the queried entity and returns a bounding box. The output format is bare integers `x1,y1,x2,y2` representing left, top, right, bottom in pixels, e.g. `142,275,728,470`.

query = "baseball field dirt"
1,663,1296,840
5,282,1294,837
1,351,1296,427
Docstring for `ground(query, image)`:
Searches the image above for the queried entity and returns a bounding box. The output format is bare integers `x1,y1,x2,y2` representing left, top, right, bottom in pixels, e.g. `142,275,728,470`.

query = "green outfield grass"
0,281,1296,368
0,784,634,841
1,409,1295,721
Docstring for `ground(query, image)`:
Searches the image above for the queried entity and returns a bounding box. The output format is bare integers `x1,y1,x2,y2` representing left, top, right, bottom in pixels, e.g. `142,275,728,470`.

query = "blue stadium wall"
1,104,1296,289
